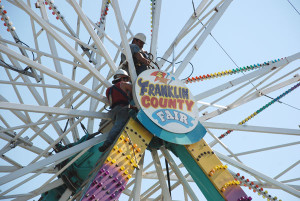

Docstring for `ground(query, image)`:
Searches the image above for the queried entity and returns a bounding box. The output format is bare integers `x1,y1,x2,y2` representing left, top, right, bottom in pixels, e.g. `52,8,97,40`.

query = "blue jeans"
105,106,130,144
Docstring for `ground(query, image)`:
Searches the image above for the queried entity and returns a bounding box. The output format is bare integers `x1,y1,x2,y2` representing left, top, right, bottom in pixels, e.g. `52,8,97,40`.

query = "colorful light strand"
185,58,284,84
208,164,227,177
218,82,300,139
234,173,282,201
0,3,16,32
98,0,110,26
220,180,240,192
237,196,252,201
81,119,153,201
44,0,64,20
44,0,110,29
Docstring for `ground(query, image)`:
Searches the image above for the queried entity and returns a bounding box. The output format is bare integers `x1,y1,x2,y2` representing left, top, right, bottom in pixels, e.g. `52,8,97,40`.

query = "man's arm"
120,82,132,94
134,52,150,66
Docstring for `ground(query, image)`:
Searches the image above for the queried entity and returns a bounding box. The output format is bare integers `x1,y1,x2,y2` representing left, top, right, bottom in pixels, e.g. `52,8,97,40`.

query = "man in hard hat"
120,33,152,76
98,69,133,152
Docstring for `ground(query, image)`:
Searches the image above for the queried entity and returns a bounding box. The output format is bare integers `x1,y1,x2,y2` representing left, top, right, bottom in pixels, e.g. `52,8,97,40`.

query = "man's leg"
99,107,130,152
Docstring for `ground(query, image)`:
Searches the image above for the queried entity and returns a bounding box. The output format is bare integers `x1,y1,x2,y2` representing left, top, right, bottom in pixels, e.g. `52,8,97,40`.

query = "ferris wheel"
0,0,299,200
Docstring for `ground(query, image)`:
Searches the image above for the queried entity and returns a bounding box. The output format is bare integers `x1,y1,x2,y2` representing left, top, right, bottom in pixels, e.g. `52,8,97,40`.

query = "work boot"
98,141,111,152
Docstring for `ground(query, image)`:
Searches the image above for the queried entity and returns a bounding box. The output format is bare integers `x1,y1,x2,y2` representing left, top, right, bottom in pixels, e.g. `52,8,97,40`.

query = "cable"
87,22,100,45
157,57,194,80
63,119,70,133
218,82,300,139
165,158,172,197
0,59,33,76
144,52,160,69
287,0,300,15
0,59,14,69
14,38,36,61
191,0,300,112
87,36,92,45
192,0,197,17
209,34,239,68
263,94,300,111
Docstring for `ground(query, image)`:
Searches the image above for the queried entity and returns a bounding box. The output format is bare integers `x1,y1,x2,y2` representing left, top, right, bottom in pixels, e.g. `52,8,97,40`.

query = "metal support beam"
14,0,111,88
38,2,70,104
0,126,32,146
67,0,117,73
273,160,300,180
233,74,300,109
0,95,55,144
0,179,63,200
0,60,36,78
0,44,108,104
196,64,274,102
150,149,171,201
111,0,137,82
3,10,42,82
58,189,73,201
196,52,300,102
202,122,300,136
227,141,300,157
0,165,56,173
0,37,86,68
174,0,233,77
0,132,46,156
133,155,144,201
0,102,111,119
157,0,210,68
150,0,162,62
0,134,106,186
216,151,300,198
161,147,199,201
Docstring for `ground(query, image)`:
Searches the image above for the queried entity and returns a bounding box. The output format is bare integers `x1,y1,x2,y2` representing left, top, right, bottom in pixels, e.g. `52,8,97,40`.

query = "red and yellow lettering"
141,96,150,108
150,97,159,108
177,99,184,110
185,100,195,111
168,98,176,109
159,97,168,108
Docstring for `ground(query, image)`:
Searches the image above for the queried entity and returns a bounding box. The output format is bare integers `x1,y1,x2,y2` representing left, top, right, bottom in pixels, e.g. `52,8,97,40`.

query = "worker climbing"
120,33,156,76
98,69,135,152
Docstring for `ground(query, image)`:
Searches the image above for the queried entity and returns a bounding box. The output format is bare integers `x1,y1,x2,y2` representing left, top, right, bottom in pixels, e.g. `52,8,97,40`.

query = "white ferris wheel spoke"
216,151,300,198
0,102,111,119
203,122,300,136
0,134,106,186
174,0,233,77
150,149,172,201
161,147,200,201
0,44,108,103
157,0,215,68
149,0,162,61
227,141,300,158
0,179,63,200
14,0,112,88
67,0,117,73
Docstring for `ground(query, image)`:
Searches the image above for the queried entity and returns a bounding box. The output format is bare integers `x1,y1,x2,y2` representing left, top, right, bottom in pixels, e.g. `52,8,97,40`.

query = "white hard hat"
134,33,146,44
113,69,129,79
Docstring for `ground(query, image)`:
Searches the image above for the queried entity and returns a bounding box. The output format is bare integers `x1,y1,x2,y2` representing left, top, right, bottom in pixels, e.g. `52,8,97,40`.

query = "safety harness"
108,85,130,109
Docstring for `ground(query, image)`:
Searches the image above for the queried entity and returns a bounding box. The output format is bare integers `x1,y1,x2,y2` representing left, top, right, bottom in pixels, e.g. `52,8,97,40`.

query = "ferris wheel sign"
135,69,199,134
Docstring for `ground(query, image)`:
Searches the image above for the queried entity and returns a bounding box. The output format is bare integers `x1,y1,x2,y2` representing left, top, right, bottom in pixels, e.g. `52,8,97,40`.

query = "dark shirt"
121,44,140,64
120,44,149,76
